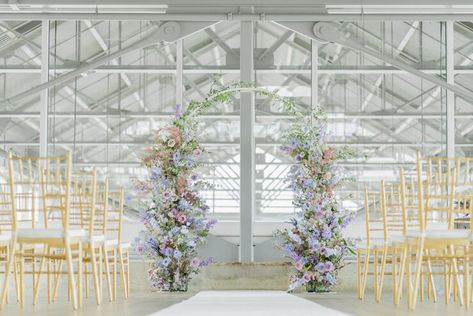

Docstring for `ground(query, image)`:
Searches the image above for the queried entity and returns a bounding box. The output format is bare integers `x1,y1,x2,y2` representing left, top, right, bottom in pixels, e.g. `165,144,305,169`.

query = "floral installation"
133,102,218,291
275,106,356,292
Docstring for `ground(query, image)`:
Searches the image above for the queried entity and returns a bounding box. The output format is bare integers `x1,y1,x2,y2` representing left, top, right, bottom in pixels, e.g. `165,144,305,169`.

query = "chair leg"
360,248,370,300
464,245,469,309
65,238,78,310
77,243,83,308
90,244,101,305
52,259,63,302
392,246,397,304
33,245,49,305
395,243,408,305
19,246,24,307
410,238,425,310
103,247,113,302
426,251,437,302
377,245,388,302
118,248,128,299
0,236,17,309
112,248,117,301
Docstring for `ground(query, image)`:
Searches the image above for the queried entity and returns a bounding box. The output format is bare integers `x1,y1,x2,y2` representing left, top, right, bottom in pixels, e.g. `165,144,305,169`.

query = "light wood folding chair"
397,152,471,310
104,188,130,300
0,151,84,311
357,187,386,300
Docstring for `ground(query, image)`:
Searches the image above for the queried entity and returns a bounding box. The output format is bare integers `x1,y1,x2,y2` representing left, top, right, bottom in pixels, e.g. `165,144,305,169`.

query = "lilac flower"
174,104,183,118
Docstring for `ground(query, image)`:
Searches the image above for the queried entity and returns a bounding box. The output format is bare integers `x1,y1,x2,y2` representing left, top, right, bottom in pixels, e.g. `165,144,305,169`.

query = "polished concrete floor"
2,288,472,316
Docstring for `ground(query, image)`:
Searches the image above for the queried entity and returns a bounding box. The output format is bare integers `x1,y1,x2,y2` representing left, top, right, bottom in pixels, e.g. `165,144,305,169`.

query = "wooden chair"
104,188,130,300
357,188,386,300
397,152,471,310
0,151,84,310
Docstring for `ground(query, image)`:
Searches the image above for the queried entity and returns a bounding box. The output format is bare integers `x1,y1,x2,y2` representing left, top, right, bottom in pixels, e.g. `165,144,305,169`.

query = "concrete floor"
2,289,472,316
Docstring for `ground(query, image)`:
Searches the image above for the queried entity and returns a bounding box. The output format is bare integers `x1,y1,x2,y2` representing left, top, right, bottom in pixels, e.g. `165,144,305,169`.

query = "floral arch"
134,82,354,292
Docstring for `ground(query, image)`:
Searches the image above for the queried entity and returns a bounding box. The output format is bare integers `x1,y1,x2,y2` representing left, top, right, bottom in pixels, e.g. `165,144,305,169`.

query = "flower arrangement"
133,103,217,291
275,107,356,292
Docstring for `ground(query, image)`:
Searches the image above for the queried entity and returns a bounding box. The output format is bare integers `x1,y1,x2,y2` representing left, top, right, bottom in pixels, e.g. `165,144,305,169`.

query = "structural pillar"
311,40,318,107
239,19,255,262
446,21,455,158
176,39,183,107
39,20,50,156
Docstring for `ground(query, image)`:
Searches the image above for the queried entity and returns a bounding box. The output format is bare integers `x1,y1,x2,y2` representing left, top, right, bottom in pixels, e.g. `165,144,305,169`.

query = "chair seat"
17,228,87,239
120,242,131,249
105,239,119,247
104,239,131,249
83,235,105,243
356,238,386,250
407,229,471,239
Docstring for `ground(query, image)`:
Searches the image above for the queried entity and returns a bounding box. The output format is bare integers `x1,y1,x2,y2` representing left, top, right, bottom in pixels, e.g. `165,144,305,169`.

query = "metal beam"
0,21,216,107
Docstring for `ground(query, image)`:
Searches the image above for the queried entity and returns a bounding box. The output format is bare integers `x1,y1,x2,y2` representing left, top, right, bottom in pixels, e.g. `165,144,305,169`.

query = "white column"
176,39,183,107
40,20,50,156
446,21,455,158
311,40,318,107
239,20,255,262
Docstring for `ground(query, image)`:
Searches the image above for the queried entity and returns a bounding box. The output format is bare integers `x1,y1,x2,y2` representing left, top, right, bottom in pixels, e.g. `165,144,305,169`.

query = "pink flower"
191,257,200,267
323,147,334,160
193,148,202,157
177,213,187,224
289,274,297,283
295,261,304,271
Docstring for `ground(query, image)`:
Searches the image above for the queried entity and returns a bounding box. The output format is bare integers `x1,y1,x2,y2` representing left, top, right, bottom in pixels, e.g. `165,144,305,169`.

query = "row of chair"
0,151,130,310
357,151,473,310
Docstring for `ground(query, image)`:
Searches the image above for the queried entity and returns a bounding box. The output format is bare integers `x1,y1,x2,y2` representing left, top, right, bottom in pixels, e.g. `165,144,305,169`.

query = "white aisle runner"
150,291,352,316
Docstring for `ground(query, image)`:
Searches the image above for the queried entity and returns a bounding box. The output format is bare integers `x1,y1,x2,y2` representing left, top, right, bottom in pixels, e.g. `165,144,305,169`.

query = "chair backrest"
8,151,72,231
381,181,403,237
0,179,13,234
364,187,386,243
70,168,97,238
106,188,124,243
94,178,108,236
399,167,422,235
416,151,456,231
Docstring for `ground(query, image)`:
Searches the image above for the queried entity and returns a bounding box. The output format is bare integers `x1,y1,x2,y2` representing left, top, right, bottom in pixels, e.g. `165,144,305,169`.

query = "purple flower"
316,262,325,272
162,191,171,200
303,273,312,282
322,225,332,239
295,154,303,162
174,104,183,118
324,261,334,271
